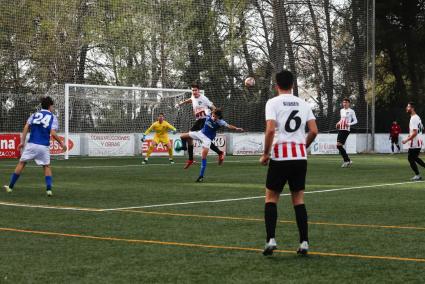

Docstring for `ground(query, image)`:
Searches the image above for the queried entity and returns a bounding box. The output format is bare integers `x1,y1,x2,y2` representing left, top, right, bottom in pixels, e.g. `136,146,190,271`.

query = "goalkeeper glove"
141,134,146,142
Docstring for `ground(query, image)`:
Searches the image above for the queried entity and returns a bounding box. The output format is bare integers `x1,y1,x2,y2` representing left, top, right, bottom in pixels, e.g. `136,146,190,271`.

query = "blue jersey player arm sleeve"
218,119,229,127
26,114,34,125
51,115,59,131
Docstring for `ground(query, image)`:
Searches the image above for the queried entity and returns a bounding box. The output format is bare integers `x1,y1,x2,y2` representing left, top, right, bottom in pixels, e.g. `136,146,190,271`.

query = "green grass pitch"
0,154,424,283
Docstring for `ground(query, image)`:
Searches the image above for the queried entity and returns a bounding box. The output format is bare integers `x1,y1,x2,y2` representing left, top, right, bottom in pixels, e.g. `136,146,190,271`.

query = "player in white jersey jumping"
336,98,358,167
402,102,425,181
260,70,318,256
175,83,224,169
3,97,67,196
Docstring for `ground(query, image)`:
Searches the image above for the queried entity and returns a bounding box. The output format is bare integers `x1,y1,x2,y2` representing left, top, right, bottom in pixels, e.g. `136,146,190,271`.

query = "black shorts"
190,118,206,131
266,160,307,193
337,130,350,145
408,148,421,159
391,136,399,144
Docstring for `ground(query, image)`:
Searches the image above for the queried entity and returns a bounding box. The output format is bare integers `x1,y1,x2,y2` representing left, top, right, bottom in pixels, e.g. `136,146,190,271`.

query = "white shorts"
20,143,50,166
189,131,212,148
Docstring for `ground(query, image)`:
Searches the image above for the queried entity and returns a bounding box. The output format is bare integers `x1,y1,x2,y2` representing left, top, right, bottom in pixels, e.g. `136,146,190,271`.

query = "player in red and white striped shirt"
260,70,318,256
336,98,357,167
402,102,425,181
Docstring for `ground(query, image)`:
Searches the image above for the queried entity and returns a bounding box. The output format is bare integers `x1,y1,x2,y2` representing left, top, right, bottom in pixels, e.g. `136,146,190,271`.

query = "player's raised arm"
226,123,244,132
217,119,243,132
175,98,192,108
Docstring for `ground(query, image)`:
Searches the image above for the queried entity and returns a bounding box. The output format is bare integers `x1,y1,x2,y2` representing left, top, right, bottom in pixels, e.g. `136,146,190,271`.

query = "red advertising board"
0,134,21,159
50,136,74,155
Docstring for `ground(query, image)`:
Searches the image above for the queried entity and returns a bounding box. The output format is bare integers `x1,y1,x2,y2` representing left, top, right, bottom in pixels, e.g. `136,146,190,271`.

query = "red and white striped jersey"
265,94,315,161
409,114,423,149
338,108,357,131
191,94,213,120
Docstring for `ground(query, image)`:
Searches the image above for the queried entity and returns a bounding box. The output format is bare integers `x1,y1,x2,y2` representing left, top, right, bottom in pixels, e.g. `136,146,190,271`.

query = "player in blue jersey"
178,109,243,182
3,97,67,196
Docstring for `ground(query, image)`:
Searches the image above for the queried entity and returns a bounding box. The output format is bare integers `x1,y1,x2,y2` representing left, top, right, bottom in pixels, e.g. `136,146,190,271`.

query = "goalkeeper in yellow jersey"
141,113,177,164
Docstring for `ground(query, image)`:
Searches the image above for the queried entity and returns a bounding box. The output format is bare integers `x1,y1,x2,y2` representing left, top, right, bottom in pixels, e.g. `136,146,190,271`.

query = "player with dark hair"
175,83,225,168
179,109,243,182
336,98,357,167
3,96,67,196
141,113,176,164
260,70,318,256
389,121,401,153
402,102,425,181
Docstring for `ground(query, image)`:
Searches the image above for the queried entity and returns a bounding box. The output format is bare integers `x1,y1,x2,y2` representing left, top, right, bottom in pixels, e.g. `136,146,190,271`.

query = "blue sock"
200,159,207,177
9,173,20,188
45,176,52,191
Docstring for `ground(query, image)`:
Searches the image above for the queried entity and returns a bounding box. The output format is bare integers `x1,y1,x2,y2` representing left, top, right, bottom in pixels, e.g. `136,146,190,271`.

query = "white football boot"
263,238,277,256
297,241,309,255
411,175,422,181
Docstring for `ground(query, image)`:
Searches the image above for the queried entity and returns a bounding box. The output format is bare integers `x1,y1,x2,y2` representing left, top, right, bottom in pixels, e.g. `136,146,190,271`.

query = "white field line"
102,180,423,211
0,159,260,169
0,201,103,212
0,181,421,212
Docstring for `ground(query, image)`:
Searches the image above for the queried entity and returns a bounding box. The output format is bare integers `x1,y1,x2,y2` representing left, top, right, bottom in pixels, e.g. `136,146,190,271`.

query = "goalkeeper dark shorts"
337,130,350,145
190,118,206,131
266,159,307,193
391,136,399,144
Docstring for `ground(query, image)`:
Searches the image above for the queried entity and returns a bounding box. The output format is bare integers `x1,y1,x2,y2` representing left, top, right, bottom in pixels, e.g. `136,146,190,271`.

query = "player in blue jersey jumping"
3,97,67,196
178,109,243,182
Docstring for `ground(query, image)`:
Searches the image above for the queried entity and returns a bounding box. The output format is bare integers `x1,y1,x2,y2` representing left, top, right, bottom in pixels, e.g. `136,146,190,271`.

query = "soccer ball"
244,77,255,87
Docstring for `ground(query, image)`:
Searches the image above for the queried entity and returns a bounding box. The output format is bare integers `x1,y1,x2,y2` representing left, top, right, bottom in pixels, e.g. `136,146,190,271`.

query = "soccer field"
0,155,424,283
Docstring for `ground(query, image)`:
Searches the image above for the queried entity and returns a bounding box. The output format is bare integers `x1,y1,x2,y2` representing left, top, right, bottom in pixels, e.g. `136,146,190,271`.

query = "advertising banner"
0,134,21,159
311,134,356,154
50,134,80,155
139,134,184,157
88,134,134,156
233,133,264,155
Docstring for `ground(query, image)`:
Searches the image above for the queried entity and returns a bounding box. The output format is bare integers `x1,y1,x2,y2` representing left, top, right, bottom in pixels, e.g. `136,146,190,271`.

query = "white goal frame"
64,83,196,159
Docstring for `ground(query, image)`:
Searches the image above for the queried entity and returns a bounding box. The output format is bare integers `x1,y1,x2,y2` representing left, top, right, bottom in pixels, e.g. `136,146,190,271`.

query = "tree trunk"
387,45,407,102
308,0,331,119
150,34,159,88
239,11,253,76
77,44,88,84
324,0,334,119
279,0,298,96
351,0,367,123
272,0,286,72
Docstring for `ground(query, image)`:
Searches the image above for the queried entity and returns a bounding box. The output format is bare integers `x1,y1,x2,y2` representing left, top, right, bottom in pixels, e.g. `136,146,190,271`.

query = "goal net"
0,0,373,156
59,84,197,158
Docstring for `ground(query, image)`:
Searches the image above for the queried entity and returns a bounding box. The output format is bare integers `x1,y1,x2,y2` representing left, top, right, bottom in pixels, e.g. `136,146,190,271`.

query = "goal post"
63,84,196,159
